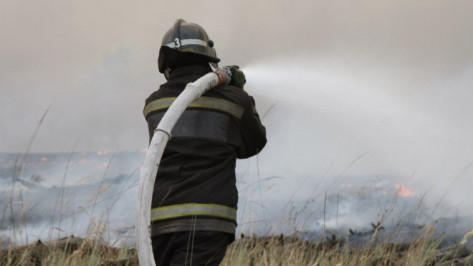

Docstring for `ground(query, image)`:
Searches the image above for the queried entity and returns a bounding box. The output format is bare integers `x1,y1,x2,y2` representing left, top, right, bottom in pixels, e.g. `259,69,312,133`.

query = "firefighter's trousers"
152,231,233,266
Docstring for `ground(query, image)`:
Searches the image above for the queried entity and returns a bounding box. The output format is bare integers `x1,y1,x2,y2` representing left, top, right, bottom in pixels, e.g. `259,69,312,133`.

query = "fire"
394,184,414,197
38,157,49,165
97,150,109,156
141,147,149,153
97,162,109,169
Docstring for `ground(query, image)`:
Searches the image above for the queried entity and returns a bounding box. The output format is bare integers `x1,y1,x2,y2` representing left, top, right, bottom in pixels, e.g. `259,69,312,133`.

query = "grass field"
2,228,473,265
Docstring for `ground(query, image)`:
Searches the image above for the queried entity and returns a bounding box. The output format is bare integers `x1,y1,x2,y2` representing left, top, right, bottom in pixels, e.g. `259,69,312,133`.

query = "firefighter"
143,19,267,265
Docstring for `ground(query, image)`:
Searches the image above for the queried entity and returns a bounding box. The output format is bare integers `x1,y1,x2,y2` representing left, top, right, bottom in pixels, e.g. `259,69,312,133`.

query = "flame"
97,162,109,169
38,157,49,165
97,150,109,156
394,184,414,197
141,147,149,153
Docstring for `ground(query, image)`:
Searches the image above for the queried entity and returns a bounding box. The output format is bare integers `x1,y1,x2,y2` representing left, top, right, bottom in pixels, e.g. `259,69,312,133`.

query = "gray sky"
2,0,473,214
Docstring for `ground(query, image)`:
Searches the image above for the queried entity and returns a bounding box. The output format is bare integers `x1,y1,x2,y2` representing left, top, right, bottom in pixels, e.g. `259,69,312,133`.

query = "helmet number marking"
174,38,181,48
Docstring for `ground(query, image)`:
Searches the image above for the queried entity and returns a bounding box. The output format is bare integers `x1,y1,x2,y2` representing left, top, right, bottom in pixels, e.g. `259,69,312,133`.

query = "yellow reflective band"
189,97,244,119
151,203,237,222
143,97,244,119
143,97,175,117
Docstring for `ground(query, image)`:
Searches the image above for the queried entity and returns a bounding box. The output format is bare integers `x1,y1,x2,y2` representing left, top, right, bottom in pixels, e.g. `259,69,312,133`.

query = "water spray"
135,70,229,266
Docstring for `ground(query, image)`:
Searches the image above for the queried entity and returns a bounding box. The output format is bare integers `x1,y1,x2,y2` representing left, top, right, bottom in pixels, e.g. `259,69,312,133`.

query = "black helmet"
158,19,220,73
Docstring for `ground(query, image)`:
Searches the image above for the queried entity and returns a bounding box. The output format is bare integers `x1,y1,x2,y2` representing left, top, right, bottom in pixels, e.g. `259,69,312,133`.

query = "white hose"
136,71,226,266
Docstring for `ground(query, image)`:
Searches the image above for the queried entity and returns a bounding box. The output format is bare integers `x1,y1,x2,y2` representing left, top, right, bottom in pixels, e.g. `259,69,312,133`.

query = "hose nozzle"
214,67,232,86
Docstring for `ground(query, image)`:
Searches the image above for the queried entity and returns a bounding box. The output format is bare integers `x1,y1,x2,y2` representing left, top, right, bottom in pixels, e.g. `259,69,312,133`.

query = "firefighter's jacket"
143,64,267,236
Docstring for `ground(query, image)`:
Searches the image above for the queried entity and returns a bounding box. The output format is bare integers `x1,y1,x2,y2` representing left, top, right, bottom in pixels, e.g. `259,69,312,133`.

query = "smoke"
240,57,473,221
2,0,473,152
1,151,472,247
1,0,473,244
0,152,142,247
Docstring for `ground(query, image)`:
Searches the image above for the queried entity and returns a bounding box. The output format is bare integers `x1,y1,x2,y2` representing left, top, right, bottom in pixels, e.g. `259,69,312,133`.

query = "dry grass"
221,233,473,266
2,230,473,265
0,235,137,266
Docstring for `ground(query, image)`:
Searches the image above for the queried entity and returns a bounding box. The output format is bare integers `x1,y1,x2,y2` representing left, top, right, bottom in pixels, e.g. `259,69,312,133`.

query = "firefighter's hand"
225,65,246,89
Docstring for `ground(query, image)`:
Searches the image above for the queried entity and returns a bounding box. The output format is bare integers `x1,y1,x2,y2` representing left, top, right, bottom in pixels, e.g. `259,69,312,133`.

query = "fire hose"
135,69,230,266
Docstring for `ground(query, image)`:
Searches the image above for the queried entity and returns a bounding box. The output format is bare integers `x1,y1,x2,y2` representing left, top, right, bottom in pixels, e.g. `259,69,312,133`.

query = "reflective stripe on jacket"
151,203,237,222
144,97,244,119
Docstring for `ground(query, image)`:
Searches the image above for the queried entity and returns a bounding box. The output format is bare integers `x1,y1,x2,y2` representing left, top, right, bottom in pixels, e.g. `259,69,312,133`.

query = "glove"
225,65,246,89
